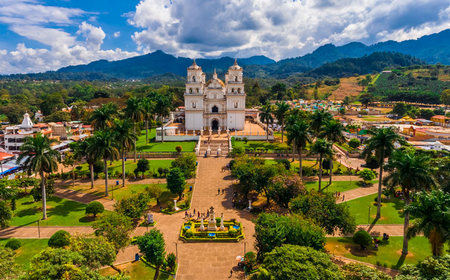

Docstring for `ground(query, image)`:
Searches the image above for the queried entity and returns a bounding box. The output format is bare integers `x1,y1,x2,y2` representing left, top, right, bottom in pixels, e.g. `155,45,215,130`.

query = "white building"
184,60,246,131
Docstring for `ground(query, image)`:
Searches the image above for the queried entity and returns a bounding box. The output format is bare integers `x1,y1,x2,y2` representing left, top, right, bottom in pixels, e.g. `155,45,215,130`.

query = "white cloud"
0,1,137,74
113,31,121,38
129,0,450,60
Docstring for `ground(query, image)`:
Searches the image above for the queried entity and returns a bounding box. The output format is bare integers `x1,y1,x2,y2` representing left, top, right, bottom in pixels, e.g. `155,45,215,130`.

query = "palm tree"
73,138,97,189
286,119,311,180
113,119,137,188
311,139,333,191
87,130,119,197
383,150,436,256
124,97,144,162
259,102,274,142
17,133,60,220
320,120,345,185
362,127,405,219
310,110,332,137
89,103,118,131
154,94,172,143
141,96,156,143
275,102,290,142
406,190,450,256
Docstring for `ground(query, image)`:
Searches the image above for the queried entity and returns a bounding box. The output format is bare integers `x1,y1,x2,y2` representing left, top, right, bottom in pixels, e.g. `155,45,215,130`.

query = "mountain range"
5,29,450,81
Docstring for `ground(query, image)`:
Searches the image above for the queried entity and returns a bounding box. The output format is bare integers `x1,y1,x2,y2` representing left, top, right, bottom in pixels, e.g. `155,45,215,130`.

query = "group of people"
184,208,213,220
372,233,390,249
334,191,345,201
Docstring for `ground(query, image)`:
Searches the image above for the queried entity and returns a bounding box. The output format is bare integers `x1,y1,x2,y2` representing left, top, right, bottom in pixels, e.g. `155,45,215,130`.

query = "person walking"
218,188,220,195
229,269,233,278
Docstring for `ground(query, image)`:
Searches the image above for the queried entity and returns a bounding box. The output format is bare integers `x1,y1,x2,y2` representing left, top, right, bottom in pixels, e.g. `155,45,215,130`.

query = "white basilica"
184,60,246,131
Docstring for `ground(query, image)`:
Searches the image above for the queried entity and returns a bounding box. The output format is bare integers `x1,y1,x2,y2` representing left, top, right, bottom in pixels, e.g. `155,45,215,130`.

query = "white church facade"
184,60,246,131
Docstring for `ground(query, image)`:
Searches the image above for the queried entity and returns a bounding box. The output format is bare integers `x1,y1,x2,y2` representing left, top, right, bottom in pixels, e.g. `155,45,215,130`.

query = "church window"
235,76,238,82
231,88,234,93
212,105,219,113
196,88,199,93
234,102,238,108
189,88,193,94
192,76,196,82
192,102,196,108
237,88,241,94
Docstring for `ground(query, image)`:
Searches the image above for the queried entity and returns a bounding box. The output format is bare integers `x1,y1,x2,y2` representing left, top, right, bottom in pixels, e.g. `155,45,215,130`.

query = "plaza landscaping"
179,220,244,242
232,139,290,152
304,180,374,193
0,239,49,269
326,236,448,269
100,261,173,280
78,159,174,178
343,193,406,225
136,129,196,153
10,195,95,227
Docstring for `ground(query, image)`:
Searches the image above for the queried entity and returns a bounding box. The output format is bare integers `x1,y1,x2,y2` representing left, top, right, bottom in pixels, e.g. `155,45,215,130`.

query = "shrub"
348,138,361,149
5,239,21,250
48,230,71,248
86,201,105,218
353,230,372,249
175,146,182,153
185,229,194,238
358,169,376,185
0,201,12,228
277,159,291,170
166,253,176,271
244,251,257,271
229,229,238,237
171,153,196,179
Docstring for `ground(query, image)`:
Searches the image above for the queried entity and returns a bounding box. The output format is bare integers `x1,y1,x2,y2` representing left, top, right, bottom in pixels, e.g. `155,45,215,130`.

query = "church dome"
188,59,201,70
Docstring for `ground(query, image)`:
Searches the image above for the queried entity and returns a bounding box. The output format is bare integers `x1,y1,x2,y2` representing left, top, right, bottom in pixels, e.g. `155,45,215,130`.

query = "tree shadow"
15,206,40,217
78,216,95,223
47,199,86,218
394,254,407,269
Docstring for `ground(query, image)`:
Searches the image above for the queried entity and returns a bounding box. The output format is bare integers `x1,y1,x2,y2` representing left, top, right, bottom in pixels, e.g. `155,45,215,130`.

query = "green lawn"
344,193,406,225
0,239,49,269
326,236,445,269
265,159,350,174
304,180,369,193
10,195,94,227
100,260,173,279
79,159,174,176
233,140,291,152
136,129,196,152
108,183,167,201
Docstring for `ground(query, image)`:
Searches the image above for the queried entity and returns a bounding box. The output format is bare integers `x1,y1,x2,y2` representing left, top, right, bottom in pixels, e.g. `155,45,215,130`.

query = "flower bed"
179,220,245,242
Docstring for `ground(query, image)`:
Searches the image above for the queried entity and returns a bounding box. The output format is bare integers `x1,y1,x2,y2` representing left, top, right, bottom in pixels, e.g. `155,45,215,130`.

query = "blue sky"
0,0,449,74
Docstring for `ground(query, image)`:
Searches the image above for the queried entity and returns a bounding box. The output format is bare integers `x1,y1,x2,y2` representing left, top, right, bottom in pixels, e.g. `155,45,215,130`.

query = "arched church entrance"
211,119,219,131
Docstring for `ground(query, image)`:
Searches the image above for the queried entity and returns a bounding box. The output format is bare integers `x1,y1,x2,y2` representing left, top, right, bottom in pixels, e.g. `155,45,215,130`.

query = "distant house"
430,115,448,126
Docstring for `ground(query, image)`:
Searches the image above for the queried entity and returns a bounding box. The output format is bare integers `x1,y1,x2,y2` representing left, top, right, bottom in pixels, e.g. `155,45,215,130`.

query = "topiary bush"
244,251,257,271
48,230,71,248
5,239,21,250
86,201,105,218
175,146,182,153
348,138,361,149
353,230,372,250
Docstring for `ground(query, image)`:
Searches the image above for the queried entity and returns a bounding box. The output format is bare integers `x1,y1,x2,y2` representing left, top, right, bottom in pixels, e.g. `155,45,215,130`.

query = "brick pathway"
337,184,379,203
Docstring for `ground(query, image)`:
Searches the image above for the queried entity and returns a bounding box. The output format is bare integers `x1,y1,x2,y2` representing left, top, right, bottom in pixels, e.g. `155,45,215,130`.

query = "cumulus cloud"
0,0,136,74
113,31,121,38
128,0,450,60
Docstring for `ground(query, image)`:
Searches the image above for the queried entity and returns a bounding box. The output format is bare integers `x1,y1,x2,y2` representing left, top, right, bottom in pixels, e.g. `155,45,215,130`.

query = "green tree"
146,185,163,206
62,151,76,188
320,120,345,185
290,191,356,235
75,137,99,189
88,130,119,196
286,119,312,180
113,119,137,187
171,153,197,179
166,168,185,200
154,94,172,142
310,110,332,137
141,96,156,143
137,229,166,280
362,127,404,219
348,138,360,149
384,150,436,255
274,102,290,142
311,139,333,191
17,133,60,219
92,212,133,252
124,97,144,162
260,101,274,141
136,158,150,178
358,169,376,186
114,193,150,220
257,245,343,280
0,247,20,280
69,236,116,269
395,254,450,280
44,111,71,122
270,174,304,209
441,89,450,106
254,213,325,261
85,201,105,218
342,263,391,280
48,230,71,248
406,190,450,256
359,93,374,108
89,102,118,131
0,201,12,228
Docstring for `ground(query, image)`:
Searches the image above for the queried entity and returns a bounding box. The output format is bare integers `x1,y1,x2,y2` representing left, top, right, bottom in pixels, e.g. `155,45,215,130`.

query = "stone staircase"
199,137,229,157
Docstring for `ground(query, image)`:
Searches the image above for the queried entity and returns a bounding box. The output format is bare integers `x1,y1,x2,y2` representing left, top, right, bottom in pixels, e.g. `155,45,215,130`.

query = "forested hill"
308,52,424,77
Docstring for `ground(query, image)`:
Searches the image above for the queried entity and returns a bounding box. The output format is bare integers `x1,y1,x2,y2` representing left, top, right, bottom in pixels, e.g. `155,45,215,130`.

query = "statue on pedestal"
219,213,225,231
207,206,217,231
200,217,205,231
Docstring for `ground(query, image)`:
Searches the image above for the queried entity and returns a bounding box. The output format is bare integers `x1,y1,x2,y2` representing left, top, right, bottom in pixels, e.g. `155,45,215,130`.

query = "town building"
184,60,246,131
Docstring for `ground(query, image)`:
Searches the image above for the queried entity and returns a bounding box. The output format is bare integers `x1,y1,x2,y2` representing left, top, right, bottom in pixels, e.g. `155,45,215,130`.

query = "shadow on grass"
78,216,95,223
15,206,40,217
47,199,86,218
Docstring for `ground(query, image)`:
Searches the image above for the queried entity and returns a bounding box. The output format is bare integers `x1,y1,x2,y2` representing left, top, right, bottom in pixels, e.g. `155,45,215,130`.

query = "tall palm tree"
113,119,137,188
310,110,332,137
17,133,60,219
286,119,311,180
362,127,405,219
383,150,436,256
89,103,118,131
274,102,290,142
87,130,119,197
141,96,156,143
154,94,172,143
73,138,97,189
320,120,345,185
406,190,450,256
311,139,333,191
259,102,274,142
124,97,144,162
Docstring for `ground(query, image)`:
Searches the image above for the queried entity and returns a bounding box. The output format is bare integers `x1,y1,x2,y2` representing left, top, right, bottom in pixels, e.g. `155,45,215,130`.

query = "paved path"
0,226,94,239
337,184,379,203
54,188,115,211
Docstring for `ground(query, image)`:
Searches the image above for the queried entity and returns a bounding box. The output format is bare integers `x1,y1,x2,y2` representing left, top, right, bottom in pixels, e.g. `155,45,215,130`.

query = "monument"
207,206,217,231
